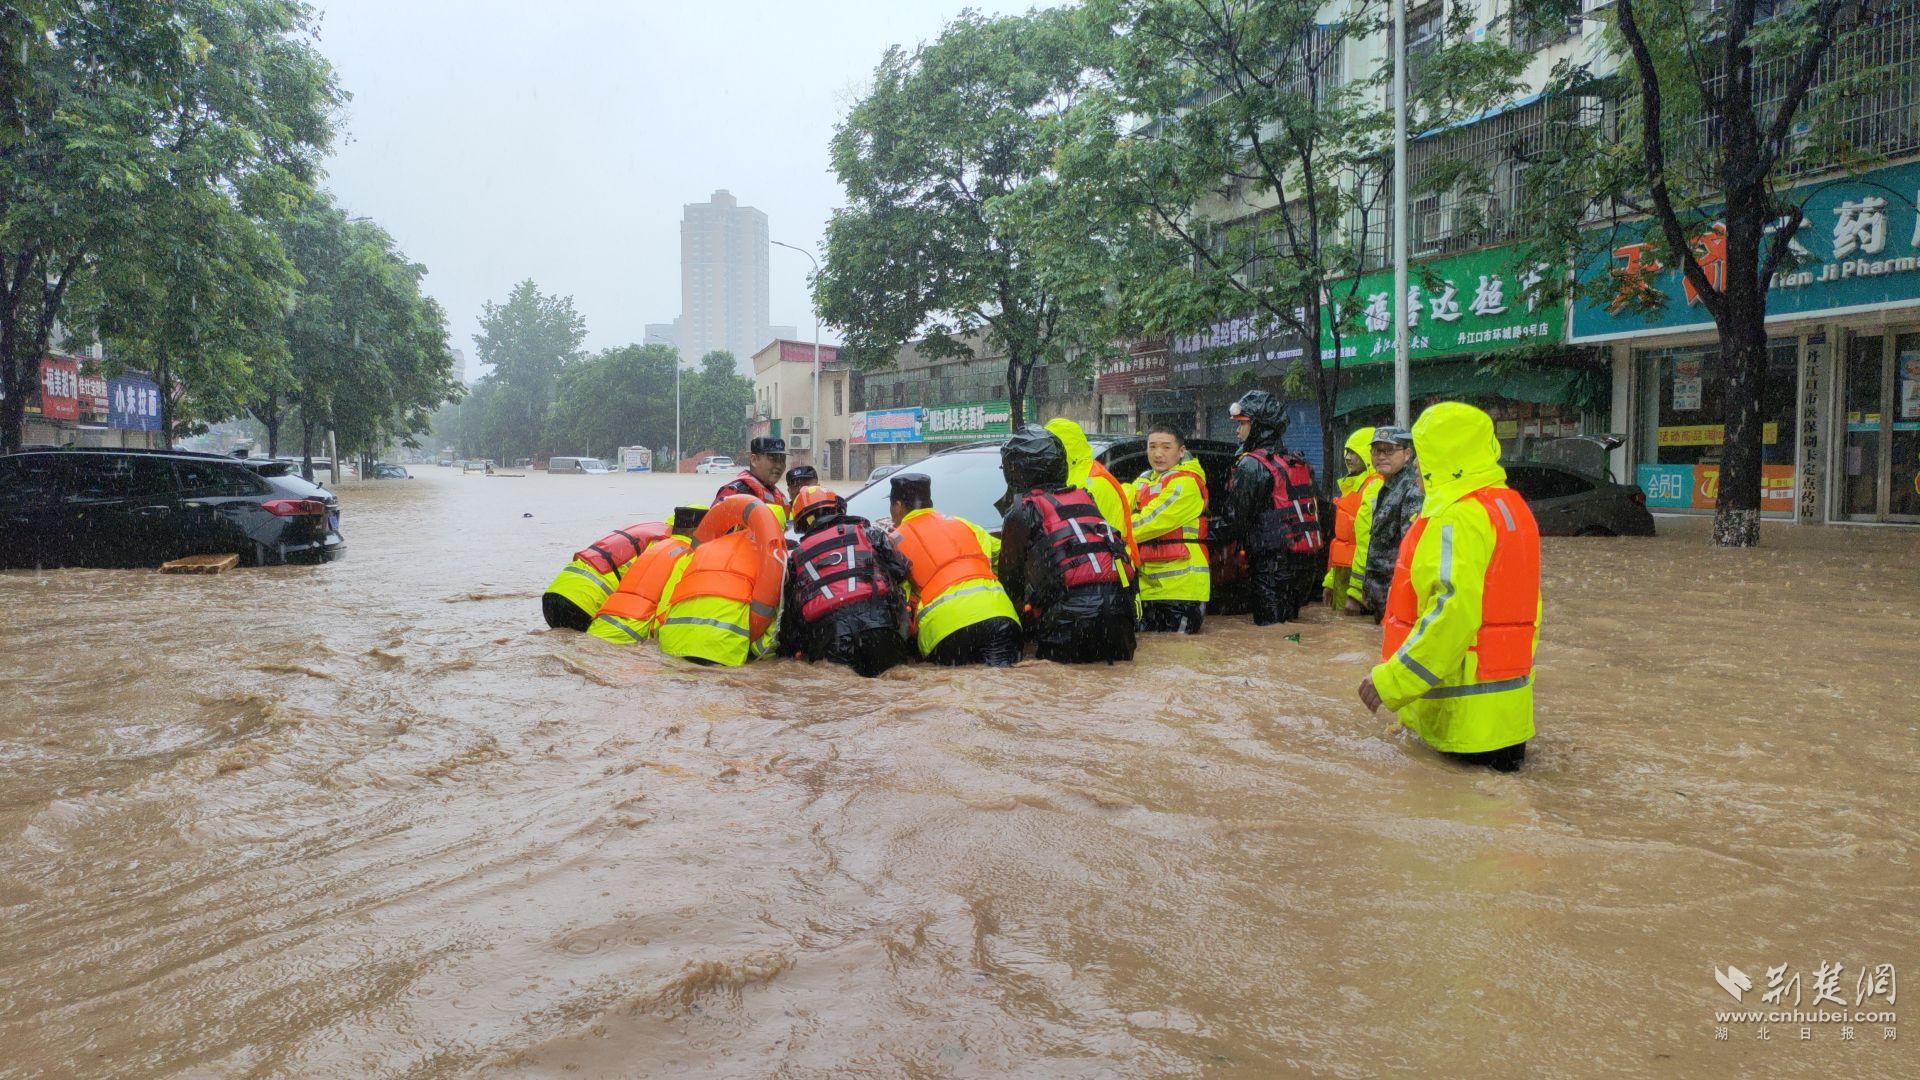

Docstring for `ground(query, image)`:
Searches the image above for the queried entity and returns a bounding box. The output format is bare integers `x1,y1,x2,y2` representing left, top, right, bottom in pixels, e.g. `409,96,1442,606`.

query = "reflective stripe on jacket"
1131,458,1211,603
891,508,1017,654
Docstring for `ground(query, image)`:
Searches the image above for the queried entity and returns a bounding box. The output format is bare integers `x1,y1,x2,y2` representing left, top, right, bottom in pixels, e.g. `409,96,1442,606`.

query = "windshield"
844,448,1010,531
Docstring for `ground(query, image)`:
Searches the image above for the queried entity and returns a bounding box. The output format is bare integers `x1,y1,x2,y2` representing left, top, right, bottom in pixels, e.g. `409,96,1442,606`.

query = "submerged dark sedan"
0,448,346,569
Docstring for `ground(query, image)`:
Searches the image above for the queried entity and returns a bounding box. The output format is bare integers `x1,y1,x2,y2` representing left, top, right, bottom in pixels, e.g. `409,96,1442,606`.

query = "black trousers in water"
542,592,594,632
926,616,1024,667
1034,585,1137,664
1138,599,1205,634
1248,552,1314,625
1446,741,1527,772
801,605,913,678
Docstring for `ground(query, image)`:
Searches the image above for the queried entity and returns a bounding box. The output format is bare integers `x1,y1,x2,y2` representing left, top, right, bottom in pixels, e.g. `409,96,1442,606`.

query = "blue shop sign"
107,375,162,431
1572,160,1920,342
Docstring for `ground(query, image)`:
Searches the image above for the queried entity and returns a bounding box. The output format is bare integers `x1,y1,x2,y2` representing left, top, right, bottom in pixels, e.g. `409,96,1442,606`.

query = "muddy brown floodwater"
1,468,1916,1078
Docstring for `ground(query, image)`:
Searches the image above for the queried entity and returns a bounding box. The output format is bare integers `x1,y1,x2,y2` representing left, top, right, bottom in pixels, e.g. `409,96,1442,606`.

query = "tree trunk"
1006,354,1032,431
262,388,281,457
156,353,175,449
1712,179,1769,548
300,416,315,482
1305,295,1342,496
0,360,22,454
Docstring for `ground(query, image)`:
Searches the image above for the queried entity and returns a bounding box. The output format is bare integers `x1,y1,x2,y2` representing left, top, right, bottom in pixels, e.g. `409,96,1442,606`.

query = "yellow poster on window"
1658,423,1780,447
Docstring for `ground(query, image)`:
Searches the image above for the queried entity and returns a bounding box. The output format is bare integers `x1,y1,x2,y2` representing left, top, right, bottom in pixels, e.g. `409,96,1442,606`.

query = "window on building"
833,378,843,416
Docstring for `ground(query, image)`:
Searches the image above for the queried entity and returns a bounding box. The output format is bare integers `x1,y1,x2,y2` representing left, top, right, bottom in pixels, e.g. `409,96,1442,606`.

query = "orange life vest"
1328,473,1382,570
1133,464,1208,564
717,471,785,511
1088,460,1142,571
893,511,997,604
1381,487,1540,682
575,522,671,577
674,494,788,640
595,535,692,628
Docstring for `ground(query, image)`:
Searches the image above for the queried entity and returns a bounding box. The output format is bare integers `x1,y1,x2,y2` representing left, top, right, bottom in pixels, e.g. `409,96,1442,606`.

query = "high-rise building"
450,347,471,385
679,190,770,376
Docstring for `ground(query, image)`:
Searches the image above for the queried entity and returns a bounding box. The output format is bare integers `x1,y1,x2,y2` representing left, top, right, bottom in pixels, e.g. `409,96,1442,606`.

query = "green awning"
1332,359,1601,417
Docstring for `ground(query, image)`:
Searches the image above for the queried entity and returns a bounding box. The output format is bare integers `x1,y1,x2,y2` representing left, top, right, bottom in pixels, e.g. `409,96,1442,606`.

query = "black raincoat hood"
1232,389,1290,451
1001,425,1069,491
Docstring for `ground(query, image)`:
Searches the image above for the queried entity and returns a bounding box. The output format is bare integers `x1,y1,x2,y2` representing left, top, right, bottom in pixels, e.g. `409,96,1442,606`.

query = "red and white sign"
78,369,109,422
39,358,79,421
778,340,840,365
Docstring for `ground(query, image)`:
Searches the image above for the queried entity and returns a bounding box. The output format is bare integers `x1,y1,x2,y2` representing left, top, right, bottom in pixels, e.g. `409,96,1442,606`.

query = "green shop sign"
1321,245,1565,365
922,399,1012,443
1571,159,1920,342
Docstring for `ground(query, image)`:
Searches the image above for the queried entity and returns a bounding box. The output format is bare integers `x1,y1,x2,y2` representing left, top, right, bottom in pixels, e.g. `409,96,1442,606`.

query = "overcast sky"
314,0,1037,367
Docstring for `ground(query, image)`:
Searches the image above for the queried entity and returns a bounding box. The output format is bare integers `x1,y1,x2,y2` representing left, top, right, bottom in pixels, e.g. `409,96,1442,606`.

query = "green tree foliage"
548,343,679,459
816,7,1111,430
1026,0,1525,480
467,279,587,462
1515,0,1888,545
0,0,339,450
268,192,460,472
678,350,753,460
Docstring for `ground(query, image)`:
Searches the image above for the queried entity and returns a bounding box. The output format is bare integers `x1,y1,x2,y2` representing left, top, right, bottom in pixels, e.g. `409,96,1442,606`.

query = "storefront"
6,352,164,449
1574,158,1920,525
848,400,1012,476
1321,243,1606,456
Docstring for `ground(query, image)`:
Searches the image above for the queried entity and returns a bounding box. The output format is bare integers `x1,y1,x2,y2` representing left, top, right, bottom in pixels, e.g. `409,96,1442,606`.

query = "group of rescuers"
541,391,1540,771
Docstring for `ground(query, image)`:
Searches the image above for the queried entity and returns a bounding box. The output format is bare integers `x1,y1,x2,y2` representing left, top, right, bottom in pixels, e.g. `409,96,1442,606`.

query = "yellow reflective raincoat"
1046,418,1139,581
1130,455,1211,603
1369,403,1540,754
1325,427,1378,595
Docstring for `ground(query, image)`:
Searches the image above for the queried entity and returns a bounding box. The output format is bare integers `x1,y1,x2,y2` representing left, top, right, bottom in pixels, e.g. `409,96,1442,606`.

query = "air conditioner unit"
787,433,813,451
791,414,811,432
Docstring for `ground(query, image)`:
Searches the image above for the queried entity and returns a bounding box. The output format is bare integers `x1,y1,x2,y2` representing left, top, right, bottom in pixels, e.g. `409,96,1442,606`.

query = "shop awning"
1331,359,1597,417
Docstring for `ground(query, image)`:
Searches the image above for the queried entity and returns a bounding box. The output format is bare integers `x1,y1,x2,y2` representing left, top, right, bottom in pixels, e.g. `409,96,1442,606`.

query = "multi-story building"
847,335,1098,479
678,190,770,376
1109,1,1920,527
749,338,857,481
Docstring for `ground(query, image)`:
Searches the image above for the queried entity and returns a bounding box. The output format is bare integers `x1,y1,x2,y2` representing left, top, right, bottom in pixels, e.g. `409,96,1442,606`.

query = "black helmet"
1001,425,1068,490
1230,389,1289,442
671,504,709,533
888,472,933,509
784,464,818,490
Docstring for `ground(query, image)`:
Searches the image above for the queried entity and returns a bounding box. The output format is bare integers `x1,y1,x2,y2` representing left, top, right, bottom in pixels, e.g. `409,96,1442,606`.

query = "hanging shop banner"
852,407,924,445
1657,422,1781,447
107,375,162,431
1637,463,1796,511
923,400,1012,443
77,369,109,423
1572,159,1920,342
38,358,79,421
1320,244,1565,365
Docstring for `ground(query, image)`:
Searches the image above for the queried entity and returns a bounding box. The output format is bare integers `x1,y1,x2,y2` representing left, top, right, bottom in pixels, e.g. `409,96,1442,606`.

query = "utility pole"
674,358,682,472
771,240,821,478
1391,0,1411,430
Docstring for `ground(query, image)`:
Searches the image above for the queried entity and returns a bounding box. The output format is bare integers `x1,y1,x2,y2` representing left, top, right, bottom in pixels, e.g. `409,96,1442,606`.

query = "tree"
678,350,753,458
470,279,587,462
816,7,1112,430
0,0,339,450
1033,0,1525,484
1518,0,1887,546
548,343,679,458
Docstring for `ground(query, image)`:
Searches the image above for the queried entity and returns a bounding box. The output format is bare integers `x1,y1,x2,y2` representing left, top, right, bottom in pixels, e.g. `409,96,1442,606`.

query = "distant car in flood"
1503,435,1656,537
369,463,411,479
866,463,903,484
0,448,345,569
547,456,611,475
694,456,735,475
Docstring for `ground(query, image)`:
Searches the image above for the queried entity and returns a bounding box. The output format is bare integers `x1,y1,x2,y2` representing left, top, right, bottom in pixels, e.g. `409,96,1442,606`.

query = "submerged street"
1,468,1915,1077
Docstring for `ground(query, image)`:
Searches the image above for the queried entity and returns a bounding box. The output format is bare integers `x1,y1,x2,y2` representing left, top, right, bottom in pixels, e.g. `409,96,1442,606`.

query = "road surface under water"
1,468,1915,1078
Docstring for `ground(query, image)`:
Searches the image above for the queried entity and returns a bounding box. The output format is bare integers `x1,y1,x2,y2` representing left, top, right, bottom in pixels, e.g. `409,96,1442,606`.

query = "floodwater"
1,468,1915,1079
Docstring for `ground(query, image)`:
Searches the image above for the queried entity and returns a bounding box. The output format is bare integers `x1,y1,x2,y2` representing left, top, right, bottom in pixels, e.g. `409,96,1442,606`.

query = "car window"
174,459,266,497
844,449,1009,530
60,455,178,502
1506,465,1591,502
0,456,63,502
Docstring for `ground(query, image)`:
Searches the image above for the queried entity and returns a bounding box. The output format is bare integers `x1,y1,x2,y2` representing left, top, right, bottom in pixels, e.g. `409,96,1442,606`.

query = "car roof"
1,446,252,464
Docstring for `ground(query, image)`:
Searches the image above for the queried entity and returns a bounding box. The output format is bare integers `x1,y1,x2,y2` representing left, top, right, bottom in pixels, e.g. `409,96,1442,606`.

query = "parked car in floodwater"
369,463,411,479
866,463,903,484
694,456,735,475
1503,435,1656,537
0,448,345,569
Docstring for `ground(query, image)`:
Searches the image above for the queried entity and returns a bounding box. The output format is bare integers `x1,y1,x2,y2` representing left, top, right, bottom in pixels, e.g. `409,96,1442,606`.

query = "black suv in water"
0,448,345,569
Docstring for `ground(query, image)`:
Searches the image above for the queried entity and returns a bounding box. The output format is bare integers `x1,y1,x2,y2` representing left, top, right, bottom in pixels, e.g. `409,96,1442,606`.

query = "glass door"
1892,333,1920,520
1841,334,1884,520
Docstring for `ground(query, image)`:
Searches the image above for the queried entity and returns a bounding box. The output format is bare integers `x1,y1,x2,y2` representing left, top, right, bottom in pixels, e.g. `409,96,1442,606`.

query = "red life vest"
1028,487,1124,591
793,522,892,621
575,522,671,578
1243,449,1323,555
1134,465,1209,564
718,471,785,510
1381,487,1540,682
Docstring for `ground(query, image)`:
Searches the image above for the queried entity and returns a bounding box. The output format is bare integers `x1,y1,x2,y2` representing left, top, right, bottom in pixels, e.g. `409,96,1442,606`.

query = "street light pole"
1391,0,1411,429
674,358,681,471
771,239,821,478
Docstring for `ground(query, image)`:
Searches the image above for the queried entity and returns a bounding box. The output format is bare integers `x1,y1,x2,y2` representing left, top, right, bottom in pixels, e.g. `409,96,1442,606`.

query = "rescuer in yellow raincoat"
1129,424,1210,633
1322,426,1378,609
587,506,707,645
1358,402,1540,771
1045,417,1140,581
